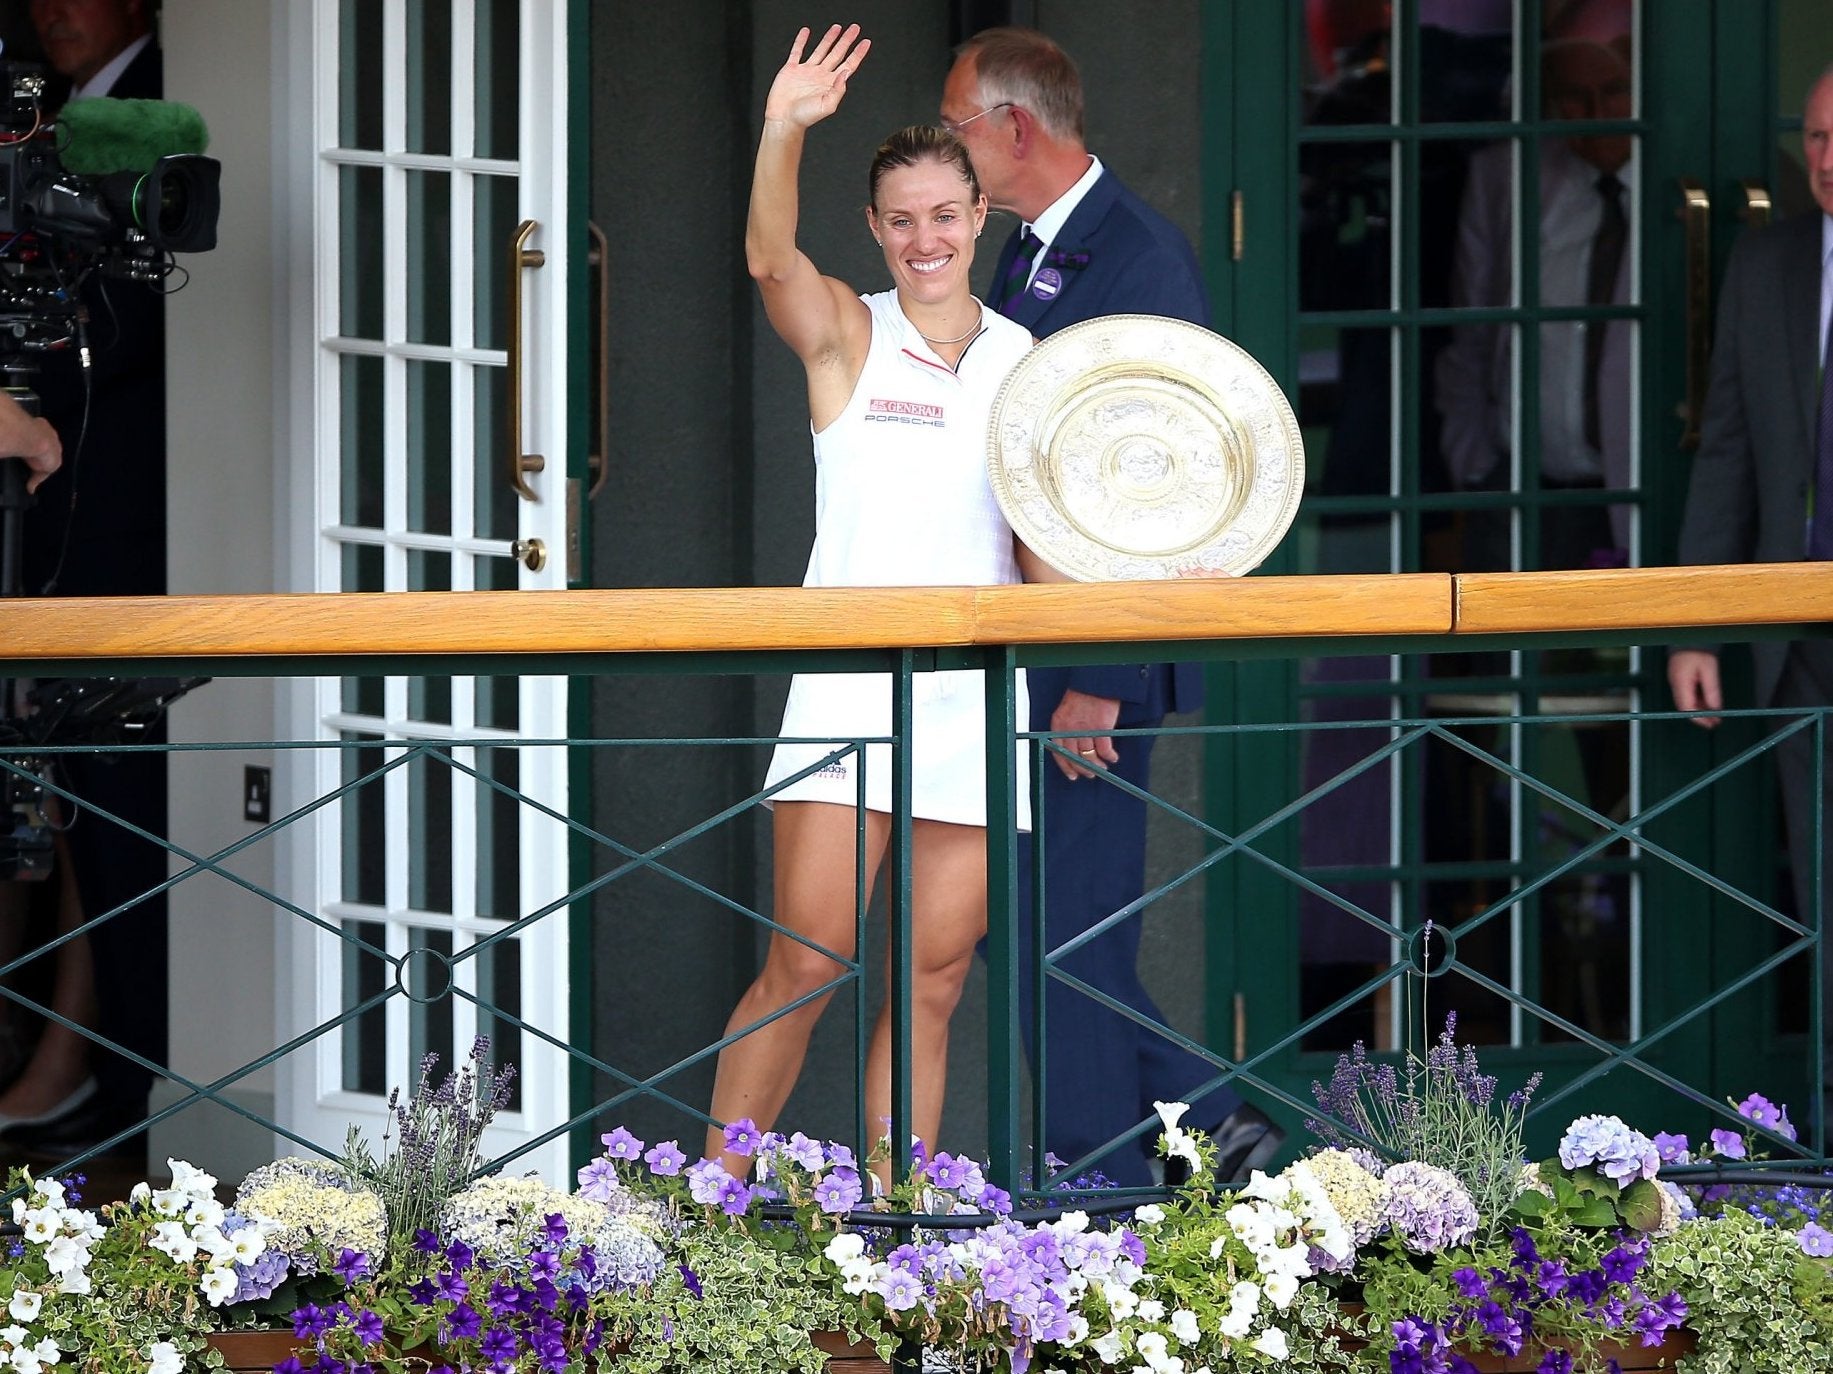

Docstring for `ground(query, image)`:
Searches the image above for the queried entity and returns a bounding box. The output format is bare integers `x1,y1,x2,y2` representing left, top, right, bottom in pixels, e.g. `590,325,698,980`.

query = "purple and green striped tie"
998,230,1045,316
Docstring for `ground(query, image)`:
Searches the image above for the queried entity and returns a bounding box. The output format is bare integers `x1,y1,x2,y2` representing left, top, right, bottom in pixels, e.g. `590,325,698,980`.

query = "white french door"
278,0,577,1181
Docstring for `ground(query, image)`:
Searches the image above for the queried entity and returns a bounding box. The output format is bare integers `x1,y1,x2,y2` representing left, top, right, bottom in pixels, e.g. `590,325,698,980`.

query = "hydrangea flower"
1289,1148,1390,1250
1383,1161,1478,1252
234,1158,387,1275
1558,1114,1661,1184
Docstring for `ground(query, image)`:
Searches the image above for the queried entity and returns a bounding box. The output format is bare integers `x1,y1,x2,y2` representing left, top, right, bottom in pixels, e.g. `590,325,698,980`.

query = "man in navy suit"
943,27,1281,1186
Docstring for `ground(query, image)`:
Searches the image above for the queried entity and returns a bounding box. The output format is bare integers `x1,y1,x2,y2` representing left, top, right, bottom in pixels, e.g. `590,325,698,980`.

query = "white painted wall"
153,0,281,1179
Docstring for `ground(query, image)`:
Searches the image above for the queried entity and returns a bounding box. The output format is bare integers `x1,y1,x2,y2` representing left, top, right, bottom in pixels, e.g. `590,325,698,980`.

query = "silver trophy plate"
987,314,1305,581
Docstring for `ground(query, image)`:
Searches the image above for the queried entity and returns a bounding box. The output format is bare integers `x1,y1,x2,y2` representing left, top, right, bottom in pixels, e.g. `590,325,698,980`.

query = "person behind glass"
0,0,167,1149
1436,0,1633,573
704,25,1039,1178
940,26,1282,1187
1668,63,1833,1135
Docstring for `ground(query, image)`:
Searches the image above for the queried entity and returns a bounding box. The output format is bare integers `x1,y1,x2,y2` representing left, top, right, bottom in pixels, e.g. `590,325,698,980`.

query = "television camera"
0,59,219,355
0,60,220,880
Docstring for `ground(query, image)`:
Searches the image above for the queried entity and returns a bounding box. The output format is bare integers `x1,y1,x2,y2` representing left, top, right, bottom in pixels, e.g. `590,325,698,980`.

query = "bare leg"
705,802,888,1174
864,818,989,1183
0,833,96,1120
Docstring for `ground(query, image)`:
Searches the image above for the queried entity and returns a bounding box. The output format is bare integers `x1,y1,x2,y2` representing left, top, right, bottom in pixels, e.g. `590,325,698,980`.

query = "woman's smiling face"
868,159,987,304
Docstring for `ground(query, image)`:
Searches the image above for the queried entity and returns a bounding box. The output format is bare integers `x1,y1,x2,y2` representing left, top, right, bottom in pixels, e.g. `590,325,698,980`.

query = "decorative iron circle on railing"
396,946,456,1005
1406,922,1456,978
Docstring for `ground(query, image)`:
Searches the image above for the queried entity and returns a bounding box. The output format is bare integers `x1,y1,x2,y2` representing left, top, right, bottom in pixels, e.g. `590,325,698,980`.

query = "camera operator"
0,0,168,1154
0,395,62,494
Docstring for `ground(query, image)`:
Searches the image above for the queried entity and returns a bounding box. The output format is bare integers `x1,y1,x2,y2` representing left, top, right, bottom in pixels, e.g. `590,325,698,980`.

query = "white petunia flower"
41,1237,82,1277
228,1229,268,1266
0,1327,25,1351
146,1342,184,1374
1131,1202,1165,1226
52,1271,88,1298
1103,1282,1138,1320
1263,1272,1298,1309
1170,1309,1200,1345
1135,1333,1169,1365
29,1340,56,1368
200,1267,238,1307
1229,1279,1261,1311
5,1294,39,1323
18,1211,57,1245
1137,1299,1165,1323
149,1189,189,1218
1090,1330,1127,1365
148,1221,197,1264
11,1347,41,1374
1153,1101,1191,1132
824,1232,866,1264
1216,1306,1252,1339
1251,1327,1288,1360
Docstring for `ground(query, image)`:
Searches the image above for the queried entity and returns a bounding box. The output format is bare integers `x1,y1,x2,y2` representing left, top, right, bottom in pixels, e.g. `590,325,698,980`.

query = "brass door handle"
586,220,609,500
1740,180,1772,229
1676,179,1710,450
507,218,547,501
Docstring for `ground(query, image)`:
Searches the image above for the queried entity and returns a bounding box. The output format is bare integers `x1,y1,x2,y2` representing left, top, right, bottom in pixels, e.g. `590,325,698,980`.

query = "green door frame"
1202,0,1805,1157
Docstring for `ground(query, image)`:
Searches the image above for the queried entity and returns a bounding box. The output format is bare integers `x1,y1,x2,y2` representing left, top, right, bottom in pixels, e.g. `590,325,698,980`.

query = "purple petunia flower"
678,1264,703,1299
1708,1128,1747,1159
1736,1093,1784,1129
782,1132,826,1171
433,1271,470,1303
716,1175,753,1216
644,1140,687,1175
600,1126,644,1160
1452,1266,1489,1299
1536,1352,1573,1374
445,1240,476,1271
576,1158,620,1202
412,1228,442,1254
874,1267,925,1312
293,1305,333,1341
407,1278,439,1306
332,1249,372,1284
274,1361,305,1374
825,1142,858,1171
444,1303,482,1341
352,1310,384,1347
722,1118,761,1156
685,1159,729,1205
813,1167,864,1214
1652,1132,1690,1164
479,1327,519,1370
1799,1222,1833,1257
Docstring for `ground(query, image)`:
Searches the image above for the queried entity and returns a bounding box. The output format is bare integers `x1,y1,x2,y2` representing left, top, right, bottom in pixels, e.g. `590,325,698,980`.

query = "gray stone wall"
589,0,1209,1160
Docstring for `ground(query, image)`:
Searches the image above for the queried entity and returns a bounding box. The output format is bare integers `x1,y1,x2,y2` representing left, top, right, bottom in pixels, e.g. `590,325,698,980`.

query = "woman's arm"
747,25,872,373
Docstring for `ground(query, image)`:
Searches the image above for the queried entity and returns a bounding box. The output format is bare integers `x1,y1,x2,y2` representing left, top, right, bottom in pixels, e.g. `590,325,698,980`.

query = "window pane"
338,0,384,150
406,0,454,156
475,0,519,160
341,920,389,1094
339,166,385,340
339,354,385,529
407,171,453,347
406,360,453,535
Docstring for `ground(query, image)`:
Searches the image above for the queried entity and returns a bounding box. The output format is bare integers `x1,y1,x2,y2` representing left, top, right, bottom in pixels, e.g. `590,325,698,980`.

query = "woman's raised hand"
764,24,871,128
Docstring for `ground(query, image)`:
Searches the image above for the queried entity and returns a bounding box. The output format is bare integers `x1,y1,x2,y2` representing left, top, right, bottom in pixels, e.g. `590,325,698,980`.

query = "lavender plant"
1309,1013,1541,1239
340,1035,517,1259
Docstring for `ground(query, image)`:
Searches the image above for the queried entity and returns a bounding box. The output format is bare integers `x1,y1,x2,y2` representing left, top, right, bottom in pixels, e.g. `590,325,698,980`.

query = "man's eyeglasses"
940,102,1013,136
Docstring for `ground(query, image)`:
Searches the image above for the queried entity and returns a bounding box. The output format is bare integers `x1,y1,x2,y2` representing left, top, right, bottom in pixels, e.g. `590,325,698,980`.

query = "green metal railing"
0,584,1826,1197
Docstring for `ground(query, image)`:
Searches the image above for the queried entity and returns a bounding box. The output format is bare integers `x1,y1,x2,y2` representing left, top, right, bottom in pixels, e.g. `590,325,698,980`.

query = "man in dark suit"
1668,63,1833,1129
0,0,167,1150
943,26,1281,1186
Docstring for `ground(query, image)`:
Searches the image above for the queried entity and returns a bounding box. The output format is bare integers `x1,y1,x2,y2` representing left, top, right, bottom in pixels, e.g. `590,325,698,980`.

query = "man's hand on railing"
1666,648,1723,729
1049,687,1121,779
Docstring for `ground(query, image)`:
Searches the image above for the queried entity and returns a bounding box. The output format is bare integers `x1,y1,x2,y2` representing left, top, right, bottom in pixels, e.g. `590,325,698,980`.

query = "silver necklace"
917,303,983,346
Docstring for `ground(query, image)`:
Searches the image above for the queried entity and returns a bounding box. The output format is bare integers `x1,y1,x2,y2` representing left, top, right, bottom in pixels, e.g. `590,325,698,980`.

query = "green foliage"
1647,1208,1833,1374
609,1228,892,1374
340,1036,514,1259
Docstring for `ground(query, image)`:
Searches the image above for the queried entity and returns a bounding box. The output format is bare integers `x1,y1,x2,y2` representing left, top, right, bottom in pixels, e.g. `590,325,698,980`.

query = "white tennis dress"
763,290,1033,829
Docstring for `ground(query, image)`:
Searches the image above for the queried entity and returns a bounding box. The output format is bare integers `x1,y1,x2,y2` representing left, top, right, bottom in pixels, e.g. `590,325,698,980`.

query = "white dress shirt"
68,33,152,101
1019,155,1105,289
1437,138,1636,491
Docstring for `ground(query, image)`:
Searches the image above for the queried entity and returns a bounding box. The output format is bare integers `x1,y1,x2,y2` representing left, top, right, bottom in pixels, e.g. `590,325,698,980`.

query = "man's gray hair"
955,26,1084,143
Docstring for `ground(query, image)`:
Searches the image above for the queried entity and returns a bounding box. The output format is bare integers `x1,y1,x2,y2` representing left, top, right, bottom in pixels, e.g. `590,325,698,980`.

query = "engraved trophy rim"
986,313,1306,581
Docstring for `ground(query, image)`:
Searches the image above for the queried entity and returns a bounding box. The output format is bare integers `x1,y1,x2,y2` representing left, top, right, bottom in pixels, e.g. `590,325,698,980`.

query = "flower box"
204,1328,892,1373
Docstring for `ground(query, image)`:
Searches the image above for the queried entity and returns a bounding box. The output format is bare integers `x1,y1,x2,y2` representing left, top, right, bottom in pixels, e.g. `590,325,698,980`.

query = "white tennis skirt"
762,668,1031,831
